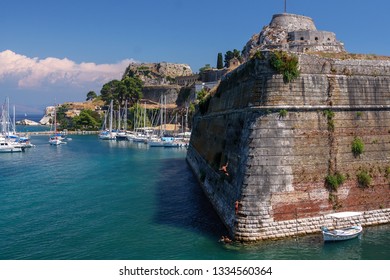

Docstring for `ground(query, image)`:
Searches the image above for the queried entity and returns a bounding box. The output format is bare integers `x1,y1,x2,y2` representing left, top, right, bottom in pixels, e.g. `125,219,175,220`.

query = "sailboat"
49,104,65,145
115,101,129,141
146,94,176,147
129,102,150,143
0,97,26,152
99,100,117,140
10,103,34,148
147,96,165,147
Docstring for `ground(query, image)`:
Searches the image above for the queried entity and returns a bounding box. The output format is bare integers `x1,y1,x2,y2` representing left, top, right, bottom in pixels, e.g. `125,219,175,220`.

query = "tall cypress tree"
217,52,223,69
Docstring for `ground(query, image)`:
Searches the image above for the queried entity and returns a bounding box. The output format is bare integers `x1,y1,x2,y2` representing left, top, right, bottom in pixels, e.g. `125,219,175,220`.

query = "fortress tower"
242,13,345,61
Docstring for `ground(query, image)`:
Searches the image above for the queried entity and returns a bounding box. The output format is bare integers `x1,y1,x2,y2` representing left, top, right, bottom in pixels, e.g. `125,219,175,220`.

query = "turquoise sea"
0,131,389,260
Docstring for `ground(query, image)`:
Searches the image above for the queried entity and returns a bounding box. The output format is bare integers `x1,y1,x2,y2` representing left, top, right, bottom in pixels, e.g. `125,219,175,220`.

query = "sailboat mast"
160,95,163,136
174,113,177,137
124,100,128,131
109,100,113,137
1,103,4,135
134,102,138,132
143,102,146,130
6,97,10,135
13,105,16,134
118,104,121,130
185,104,189,132
164,94,166,135
54,104,57,133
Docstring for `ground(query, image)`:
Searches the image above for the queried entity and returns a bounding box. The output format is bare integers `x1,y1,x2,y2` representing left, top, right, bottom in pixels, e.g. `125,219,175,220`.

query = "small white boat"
49,136,65,146
321,211,363,242
0,140,25,153
321,225,363,242
115,131,129,141
98,130,117,140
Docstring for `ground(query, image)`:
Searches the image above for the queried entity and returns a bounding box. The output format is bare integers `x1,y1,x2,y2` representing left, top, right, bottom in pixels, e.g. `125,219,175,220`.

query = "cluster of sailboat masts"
0,97,34,153
99,98,191,148
48,102,68,146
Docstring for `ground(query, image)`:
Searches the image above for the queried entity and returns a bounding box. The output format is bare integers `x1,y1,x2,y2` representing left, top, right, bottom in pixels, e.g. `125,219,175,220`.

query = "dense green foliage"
56,104,71,128
325,172,346,191
357,170,372,188
278,109,288,118
72,110,101,130
56,105,101,131
351,137,365,157
217,53,223,69
100,75,143,107
270,51,300,83
196,88,211,115
224,49,241,68
196,88,208,102
86,91,97,101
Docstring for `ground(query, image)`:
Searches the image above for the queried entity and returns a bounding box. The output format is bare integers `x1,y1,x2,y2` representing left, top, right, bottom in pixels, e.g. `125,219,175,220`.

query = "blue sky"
1,0,390,114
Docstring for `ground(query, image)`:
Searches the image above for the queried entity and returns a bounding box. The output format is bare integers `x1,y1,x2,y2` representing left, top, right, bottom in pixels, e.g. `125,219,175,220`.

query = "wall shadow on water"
153,157,228,239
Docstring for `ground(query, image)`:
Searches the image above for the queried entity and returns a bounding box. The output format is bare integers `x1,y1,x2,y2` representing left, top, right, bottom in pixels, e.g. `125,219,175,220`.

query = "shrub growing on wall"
278,109,288,118
351,137,365,157
270,51,300,83
325,172,346,191
197,88,211,115
357,170,372,188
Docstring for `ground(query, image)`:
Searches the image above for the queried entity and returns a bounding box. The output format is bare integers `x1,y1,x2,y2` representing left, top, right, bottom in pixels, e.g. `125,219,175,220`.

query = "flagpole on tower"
284,0,287,13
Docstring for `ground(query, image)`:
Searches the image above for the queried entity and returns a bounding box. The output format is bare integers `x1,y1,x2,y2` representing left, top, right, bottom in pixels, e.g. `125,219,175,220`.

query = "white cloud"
0,49,136,89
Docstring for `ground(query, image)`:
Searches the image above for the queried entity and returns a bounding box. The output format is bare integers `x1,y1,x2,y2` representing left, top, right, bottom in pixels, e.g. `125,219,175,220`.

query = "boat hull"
0,140,25,152
0,147,24,153
322,225,363,242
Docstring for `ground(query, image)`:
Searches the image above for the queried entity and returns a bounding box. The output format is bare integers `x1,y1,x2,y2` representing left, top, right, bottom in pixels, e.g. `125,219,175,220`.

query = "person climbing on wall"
219,161,229,176
235,200,240,215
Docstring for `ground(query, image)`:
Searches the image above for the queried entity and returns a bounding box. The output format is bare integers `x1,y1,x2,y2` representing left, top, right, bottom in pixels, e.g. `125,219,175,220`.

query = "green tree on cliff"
86,90,97,101
100,75,143,107
56,104,70,129
224,49,241,67
100,80,122,104
121,76,143,105
217,53,223,69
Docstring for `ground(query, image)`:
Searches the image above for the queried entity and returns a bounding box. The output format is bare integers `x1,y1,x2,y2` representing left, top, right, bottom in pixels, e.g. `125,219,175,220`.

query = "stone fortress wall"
186,13,390,242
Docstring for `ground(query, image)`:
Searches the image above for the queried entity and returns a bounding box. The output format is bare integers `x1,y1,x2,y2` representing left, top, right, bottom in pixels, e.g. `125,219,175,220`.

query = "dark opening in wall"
315,37,319,41
300,37,304,41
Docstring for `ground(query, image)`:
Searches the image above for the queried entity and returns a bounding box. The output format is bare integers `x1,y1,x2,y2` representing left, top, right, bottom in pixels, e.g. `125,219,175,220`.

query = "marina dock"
29,130,99,136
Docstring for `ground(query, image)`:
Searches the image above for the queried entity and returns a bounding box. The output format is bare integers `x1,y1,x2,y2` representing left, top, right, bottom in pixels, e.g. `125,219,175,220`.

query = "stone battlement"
270,14,316,31
242,13,345,62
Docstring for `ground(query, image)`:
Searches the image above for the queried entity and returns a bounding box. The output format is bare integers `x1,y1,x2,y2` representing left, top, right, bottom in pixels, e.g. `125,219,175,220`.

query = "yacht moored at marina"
49,103,66,146
0,137,25,153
